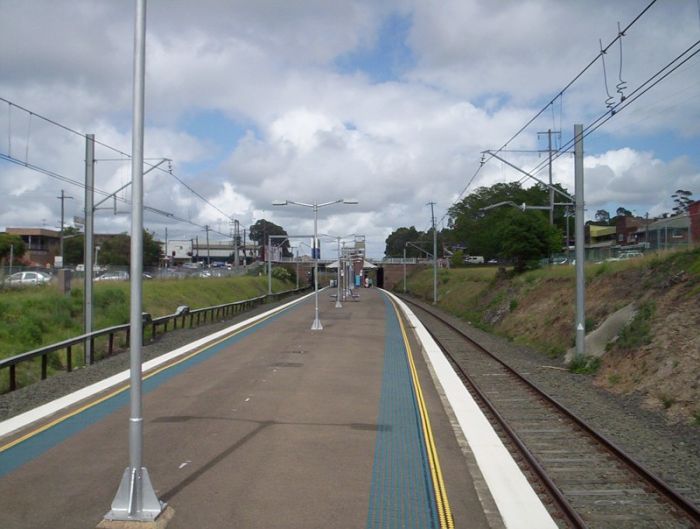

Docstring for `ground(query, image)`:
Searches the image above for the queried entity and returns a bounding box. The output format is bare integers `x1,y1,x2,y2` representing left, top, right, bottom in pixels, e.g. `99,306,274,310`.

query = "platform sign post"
104,0,165,523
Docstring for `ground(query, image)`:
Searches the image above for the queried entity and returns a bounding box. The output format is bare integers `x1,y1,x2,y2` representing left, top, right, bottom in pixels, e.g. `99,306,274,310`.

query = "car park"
4,271,52,286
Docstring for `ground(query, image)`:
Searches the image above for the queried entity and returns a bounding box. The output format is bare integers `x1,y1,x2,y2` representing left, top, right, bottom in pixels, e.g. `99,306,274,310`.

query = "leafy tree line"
62,227,162,267
386,183,694,272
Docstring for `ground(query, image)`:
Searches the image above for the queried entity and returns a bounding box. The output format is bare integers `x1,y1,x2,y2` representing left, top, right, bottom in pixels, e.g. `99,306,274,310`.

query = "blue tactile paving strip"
366,295,439,529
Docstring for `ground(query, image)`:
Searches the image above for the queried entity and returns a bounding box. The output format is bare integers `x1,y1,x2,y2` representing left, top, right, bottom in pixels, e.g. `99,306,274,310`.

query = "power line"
449,3,695,225
449,0,660,213
0,151,231,237
0,96,237,223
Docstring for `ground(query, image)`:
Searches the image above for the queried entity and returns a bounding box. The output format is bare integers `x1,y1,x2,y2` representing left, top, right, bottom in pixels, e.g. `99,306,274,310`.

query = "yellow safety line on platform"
0,308,286,453
390,298,455,529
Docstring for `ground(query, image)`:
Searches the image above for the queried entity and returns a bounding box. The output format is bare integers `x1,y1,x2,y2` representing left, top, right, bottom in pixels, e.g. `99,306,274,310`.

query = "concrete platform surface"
0,289,491,529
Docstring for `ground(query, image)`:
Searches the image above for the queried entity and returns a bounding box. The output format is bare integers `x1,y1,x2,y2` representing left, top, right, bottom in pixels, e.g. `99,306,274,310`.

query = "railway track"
398,294,700,529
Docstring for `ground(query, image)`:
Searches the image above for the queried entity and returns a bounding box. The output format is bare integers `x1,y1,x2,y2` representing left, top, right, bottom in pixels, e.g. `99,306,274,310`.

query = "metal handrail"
0,286,310,393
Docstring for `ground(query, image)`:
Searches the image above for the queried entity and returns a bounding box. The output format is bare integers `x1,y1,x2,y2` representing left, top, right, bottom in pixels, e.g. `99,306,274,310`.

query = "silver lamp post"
273,199,358,331
105,0,165,522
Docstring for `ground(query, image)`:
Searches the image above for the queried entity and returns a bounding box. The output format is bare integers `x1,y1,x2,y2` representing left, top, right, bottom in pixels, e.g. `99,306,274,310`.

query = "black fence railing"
0,286,310,393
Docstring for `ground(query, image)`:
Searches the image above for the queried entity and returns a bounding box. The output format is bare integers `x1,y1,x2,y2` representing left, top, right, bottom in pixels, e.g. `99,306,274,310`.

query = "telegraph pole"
428,201,437,304
233,219,240,268
164,227,168,267
56,189,73,264
205,225,211,266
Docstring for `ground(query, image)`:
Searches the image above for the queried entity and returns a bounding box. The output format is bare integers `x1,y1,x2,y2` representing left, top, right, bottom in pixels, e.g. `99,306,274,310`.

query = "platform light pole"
105,0,165,523
273,199,358,330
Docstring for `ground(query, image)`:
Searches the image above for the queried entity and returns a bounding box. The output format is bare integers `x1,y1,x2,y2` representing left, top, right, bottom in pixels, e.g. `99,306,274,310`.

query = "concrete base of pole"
335,299,342,309
311,317,323,331
97,506,174,529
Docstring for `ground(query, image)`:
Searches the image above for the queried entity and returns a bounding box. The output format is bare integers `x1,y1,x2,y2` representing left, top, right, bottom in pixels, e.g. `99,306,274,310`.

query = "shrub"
271,266,291,282
569,355,601,374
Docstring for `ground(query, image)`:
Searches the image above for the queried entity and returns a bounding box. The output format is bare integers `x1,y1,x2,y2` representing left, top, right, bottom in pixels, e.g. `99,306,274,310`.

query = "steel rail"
398,294,700,528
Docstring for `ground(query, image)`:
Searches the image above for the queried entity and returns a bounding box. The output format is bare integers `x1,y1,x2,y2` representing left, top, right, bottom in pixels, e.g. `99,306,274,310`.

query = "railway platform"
0,288,555,529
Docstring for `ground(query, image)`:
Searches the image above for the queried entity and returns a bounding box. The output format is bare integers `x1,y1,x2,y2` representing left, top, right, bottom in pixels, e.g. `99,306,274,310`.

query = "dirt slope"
407,248,700,423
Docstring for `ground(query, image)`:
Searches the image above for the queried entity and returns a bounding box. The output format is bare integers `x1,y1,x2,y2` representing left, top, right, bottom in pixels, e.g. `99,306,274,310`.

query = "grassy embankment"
0,274,295,390
402,248,700,422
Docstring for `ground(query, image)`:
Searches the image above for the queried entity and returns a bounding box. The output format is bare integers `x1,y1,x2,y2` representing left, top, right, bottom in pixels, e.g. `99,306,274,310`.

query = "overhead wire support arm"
483,150,575,203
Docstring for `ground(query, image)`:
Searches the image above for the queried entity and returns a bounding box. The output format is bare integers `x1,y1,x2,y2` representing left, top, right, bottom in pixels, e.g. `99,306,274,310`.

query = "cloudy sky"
1,0,699,258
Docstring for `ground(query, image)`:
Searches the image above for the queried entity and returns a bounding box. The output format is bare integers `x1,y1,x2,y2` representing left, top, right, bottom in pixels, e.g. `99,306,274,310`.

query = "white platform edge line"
386,292,558,529
0,291,315,439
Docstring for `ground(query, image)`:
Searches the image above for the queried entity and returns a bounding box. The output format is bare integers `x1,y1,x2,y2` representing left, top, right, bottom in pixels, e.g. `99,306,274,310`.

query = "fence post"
41,354,48,380
10,365,16,391
67,346,72,372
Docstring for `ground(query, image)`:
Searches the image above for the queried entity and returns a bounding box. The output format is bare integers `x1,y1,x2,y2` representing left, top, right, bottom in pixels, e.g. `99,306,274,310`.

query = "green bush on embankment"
0,275,295,390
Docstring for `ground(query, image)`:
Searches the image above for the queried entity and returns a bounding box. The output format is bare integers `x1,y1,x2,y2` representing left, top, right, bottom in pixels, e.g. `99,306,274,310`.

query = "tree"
615,206,633,217
450,249,464,268
496,210,562,272
594,209,610,224
62,226,84,265
447,181,567,259
248,219,291,257
384,226,424,257
0,233,26,262
98,230,162,266
672,189,693,215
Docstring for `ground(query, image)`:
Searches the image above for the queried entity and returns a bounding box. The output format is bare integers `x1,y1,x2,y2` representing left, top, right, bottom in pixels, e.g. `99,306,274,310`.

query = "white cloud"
1,0,698,258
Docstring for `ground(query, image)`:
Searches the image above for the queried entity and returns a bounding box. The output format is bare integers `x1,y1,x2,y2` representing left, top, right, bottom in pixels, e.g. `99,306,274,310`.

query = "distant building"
689,201,700,245
4,227,61,267
635,214,690,250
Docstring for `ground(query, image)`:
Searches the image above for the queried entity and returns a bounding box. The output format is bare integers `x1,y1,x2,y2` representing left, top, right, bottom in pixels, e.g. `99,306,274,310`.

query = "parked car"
619,251,643,260
4,271,52,286
464,255,485,264
606,251,643,263
95,271,129,281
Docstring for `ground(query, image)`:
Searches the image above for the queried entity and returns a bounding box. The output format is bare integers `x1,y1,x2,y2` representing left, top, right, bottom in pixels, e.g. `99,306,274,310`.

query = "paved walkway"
0,289,490,529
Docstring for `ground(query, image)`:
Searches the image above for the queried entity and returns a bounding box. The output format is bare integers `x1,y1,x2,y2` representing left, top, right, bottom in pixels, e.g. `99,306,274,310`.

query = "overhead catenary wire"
0,151,231,238
0,96,237,224
523,38,700,181
446,0,660,218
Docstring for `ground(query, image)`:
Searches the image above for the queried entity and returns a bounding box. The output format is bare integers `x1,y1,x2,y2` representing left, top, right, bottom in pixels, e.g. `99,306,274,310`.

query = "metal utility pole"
84,134,95,365
57,189,73,264
164,227,168,267
233,219,240,268
267,235,272,295
574,124,586,358
204,225,211,266
242,228,247,268
403,246,407,293
428,201,437,304
105,0,164,522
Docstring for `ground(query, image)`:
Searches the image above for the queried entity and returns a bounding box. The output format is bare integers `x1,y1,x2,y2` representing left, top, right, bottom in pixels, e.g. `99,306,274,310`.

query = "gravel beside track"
0,295,303,422
403,296,700,518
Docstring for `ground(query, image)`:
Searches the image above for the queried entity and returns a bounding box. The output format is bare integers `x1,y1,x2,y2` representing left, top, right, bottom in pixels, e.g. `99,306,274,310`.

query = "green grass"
0,275,293,362
608,373,621,385
569,355,602,374
609,300,656,353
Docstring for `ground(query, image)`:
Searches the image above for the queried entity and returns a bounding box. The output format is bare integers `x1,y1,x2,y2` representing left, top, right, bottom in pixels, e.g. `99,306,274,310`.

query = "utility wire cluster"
434,0,697,232
0,96,237,240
